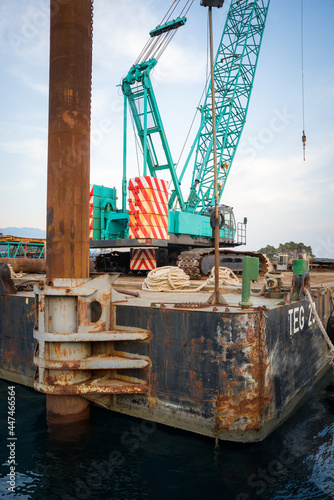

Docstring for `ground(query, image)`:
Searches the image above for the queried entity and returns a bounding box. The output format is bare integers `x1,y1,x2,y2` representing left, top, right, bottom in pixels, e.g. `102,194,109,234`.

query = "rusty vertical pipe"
46,0,93,424
206,6,226,306
208,6,220,304
47,0,92,279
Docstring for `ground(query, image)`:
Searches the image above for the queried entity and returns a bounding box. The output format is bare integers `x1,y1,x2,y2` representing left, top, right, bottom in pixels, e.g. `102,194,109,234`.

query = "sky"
0,0,333,257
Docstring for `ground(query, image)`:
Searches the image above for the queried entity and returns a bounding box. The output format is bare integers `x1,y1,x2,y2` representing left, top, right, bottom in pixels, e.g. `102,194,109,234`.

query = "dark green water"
1,372,334,500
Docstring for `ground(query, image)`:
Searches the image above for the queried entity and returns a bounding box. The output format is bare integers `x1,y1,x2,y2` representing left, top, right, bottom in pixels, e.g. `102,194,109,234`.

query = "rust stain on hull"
6,339,14,361
214,311,273,434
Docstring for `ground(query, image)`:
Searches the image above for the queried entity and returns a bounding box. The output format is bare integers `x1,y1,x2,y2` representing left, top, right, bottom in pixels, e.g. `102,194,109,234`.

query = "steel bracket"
33,274,151,395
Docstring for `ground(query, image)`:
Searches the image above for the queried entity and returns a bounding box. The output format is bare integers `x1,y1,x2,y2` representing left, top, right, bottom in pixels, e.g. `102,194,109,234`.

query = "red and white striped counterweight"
130,248,157,271
128,176,169,271
128,176,169,240
89,185,94,240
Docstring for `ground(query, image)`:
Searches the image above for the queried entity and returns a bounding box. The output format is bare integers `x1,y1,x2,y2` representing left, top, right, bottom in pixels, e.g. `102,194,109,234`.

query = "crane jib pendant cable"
301,0,306,161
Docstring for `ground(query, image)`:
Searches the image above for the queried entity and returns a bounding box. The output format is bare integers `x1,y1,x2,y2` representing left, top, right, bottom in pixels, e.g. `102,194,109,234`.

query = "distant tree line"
258,242,314,261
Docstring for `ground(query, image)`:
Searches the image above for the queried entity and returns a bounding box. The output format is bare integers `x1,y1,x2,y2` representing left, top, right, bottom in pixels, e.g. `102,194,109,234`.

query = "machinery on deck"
90,0,271,276
0,235,45,259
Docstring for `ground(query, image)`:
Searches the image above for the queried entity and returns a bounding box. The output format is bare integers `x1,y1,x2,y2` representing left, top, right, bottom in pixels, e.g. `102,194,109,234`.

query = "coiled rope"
250,273,279,297
8,263,23,279
142,266,240,293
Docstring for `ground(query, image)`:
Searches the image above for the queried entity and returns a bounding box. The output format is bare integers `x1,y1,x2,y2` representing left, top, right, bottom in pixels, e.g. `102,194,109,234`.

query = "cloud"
224,140,334,253
6,66,48,94
0,1,49,60
92,1,208,85
0,138,46,160
93,1,155,70
229,140,333,207
151,43,207,85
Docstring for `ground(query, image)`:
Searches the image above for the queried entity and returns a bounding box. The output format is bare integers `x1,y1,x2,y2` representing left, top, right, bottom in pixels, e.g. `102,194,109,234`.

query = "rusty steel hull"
0,289,332,442
0,293,36,387
88,294,331,441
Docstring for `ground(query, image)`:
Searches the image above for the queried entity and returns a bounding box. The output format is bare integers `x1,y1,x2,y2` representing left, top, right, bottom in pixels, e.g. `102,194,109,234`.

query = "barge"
1,0,333,443
1,266,333,442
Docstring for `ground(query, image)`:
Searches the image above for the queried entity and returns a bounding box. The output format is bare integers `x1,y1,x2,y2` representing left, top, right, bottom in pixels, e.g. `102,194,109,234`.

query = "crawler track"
177,248,272,280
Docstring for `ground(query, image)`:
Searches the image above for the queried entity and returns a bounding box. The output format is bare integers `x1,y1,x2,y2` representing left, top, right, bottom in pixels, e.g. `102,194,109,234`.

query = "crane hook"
302,130,306,161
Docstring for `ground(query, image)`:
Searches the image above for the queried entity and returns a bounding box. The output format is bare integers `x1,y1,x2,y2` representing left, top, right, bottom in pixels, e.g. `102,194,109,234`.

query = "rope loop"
142,265,240,293
142,266,191,292
8,263,23,279
250,272,280,297
305,288,334,368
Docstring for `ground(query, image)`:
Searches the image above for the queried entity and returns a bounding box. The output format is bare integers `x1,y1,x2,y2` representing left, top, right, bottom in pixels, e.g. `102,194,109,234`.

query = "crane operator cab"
205,205,237,243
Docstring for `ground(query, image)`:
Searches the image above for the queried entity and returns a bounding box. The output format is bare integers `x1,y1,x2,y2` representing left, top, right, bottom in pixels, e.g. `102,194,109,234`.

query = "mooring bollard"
239,256,259,308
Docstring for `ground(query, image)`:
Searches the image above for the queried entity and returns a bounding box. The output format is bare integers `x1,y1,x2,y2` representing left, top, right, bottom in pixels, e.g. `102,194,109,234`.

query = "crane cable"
136,0,182,62
128,91,144,175
130,0,194,178
173,8,211,188
161,0,181,25
134,0,194,65
301,0,306,161
153,0,194,63
135,1,180,64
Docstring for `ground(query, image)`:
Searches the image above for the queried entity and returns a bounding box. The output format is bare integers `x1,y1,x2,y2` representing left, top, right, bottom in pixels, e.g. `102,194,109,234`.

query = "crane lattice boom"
182,0,270,213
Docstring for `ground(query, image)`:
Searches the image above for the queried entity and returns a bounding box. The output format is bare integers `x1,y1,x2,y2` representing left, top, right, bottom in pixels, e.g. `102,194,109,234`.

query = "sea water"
0,371,333,500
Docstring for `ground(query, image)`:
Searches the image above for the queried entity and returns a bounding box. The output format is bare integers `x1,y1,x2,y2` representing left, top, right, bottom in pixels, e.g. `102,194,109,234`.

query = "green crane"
90,0,271,272
180,0,270,213
121,0,270,221
121,15,188,213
